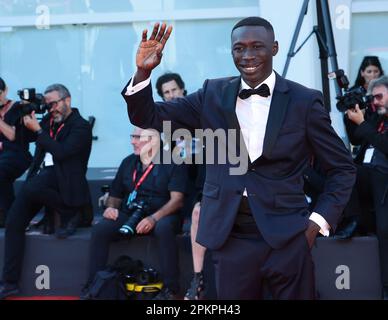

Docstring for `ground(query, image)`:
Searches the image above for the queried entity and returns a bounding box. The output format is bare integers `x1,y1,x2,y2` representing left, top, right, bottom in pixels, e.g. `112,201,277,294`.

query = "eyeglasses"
372,93,384,101
47,97,66,109
130,134,156,140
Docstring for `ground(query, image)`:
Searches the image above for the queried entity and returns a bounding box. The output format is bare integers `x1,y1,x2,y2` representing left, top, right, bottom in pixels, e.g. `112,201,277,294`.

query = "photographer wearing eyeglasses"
82,127,187,300
344,75,388,299
0,83,92,299
0,77,33,227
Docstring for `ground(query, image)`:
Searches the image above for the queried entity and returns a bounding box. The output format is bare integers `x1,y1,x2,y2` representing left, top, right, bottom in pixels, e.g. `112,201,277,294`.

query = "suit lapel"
221,77,241,131
260,73,290,160
221,77,251,165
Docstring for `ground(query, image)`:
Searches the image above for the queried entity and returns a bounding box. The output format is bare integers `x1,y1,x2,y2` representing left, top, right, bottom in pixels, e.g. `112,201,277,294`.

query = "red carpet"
7,296,79,300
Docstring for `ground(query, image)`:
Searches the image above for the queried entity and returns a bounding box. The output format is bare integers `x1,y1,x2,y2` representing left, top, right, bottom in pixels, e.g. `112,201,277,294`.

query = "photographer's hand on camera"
347,104,365,125
23,111,42,133
136,215,157,234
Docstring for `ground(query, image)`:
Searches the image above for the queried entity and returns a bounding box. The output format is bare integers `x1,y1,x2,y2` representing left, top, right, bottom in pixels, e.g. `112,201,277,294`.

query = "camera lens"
118,201,148,237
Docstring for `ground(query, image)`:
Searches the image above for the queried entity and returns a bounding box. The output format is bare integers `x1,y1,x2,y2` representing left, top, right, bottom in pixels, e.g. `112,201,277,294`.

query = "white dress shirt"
125,73,330,236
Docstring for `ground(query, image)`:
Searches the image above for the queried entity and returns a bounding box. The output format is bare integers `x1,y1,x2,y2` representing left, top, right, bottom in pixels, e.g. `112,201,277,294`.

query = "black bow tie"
238,83,270,99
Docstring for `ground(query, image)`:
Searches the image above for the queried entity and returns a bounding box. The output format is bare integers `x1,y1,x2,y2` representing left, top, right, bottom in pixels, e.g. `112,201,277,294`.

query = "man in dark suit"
0,84,92,299
344,75,388,298
122,17,356,299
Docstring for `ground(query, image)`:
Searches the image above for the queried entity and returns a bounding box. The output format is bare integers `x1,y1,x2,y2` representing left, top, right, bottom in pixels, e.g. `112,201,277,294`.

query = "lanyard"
378,120,388,134
49,118,64,140
132,162,155,191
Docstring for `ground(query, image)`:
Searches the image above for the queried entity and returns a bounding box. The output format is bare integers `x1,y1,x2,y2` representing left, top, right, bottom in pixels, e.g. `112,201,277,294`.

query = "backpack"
85,255,162,300
86,268,128,300
85,255,140,300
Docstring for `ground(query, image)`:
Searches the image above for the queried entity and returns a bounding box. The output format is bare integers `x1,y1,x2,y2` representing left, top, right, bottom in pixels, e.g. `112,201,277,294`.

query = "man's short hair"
44,83,71,99
156,73,187,98
232,16,274,37
368,75,388,93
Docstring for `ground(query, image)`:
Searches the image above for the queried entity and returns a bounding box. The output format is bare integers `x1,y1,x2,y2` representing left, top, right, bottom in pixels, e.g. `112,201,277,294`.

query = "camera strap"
49,118,64,140
127,162,155,205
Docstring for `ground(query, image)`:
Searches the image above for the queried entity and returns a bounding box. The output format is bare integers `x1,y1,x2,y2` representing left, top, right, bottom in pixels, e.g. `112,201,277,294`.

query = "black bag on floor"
85,255,145,300
85,255,139,300
85,255,162,300
86,268,128,300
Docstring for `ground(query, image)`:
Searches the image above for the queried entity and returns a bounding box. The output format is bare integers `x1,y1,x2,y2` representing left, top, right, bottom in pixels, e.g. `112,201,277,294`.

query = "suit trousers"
2,167,78,283
211,197,315,300
351,165,388,286
87,212,182,293
0,150,31,214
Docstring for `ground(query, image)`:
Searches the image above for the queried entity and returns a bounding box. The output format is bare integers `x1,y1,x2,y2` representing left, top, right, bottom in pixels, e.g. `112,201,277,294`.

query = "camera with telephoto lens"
17,88,50,115
329,70,374,112
119,200,150,237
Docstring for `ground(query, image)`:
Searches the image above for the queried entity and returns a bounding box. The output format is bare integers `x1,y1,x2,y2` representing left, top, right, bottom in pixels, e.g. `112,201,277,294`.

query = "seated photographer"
0,84,92,299
0,77,33,227
344,75,388,299
84,127,188,300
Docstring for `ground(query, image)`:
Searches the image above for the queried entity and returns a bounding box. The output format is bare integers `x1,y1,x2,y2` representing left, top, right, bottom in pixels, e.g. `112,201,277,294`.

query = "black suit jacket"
344,113,388,165
123,73,356,249
27,108,92,207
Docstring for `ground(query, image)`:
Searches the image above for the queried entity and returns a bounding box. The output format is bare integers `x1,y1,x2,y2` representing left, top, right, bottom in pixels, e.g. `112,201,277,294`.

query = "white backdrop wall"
1,0,386,167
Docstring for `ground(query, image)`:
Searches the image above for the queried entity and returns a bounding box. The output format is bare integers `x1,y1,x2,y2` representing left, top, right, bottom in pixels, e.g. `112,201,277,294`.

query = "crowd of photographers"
0,54,387,299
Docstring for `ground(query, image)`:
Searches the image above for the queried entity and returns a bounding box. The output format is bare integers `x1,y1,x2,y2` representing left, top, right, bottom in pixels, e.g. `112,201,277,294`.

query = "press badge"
43,152,54,166
127,190,137,206
363,147,374,164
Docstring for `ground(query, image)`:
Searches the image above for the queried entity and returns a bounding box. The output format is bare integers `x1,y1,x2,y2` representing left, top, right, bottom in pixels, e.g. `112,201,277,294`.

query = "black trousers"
2,167,77,283
87,212,181,293
0,150,30,214
348,165,388,286
211,197,315,300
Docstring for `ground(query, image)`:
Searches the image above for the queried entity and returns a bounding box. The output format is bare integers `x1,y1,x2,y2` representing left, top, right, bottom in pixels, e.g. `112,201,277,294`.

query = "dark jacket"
123,73,356,249
27,108,92,206
344,113,388,165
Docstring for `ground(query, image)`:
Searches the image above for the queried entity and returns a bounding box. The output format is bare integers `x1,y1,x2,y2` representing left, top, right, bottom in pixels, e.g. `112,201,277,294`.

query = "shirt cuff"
124,75,151,96
309,212,330,237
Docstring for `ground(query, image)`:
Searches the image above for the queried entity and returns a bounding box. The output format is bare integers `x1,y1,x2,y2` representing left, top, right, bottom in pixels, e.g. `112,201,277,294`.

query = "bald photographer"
82,127,188,300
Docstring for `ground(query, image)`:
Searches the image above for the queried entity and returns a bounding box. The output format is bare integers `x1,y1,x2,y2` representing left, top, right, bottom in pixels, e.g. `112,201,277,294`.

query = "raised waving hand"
134,22,173,84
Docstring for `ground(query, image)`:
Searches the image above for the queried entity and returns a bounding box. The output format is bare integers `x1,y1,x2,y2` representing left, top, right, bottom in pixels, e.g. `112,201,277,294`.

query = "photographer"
0,77,33,227
344,75,388,299
0,84,92,299
84,127,187,300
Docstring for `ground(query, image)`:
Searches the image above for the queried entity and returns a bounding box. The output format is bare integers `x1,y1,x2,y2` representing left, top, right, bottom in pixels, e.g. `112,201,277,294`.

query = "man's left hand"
23,111,41,132
347,104,365,125
136,215,156,234
305,220,321,249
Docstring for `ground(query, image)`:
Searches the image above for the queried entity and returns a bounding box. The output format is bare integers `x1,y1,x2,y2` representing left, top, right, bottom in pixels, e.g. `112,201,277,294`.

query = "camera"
329,70,373,112
17,88,50,115
125,267,162,300
336,86,373,112
119,200,150,237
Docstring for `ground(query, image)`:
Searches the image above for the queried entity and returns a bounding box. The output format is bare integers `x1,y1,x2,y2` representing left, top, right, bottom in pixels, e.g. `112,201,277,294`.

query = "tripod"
282,0,342,112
